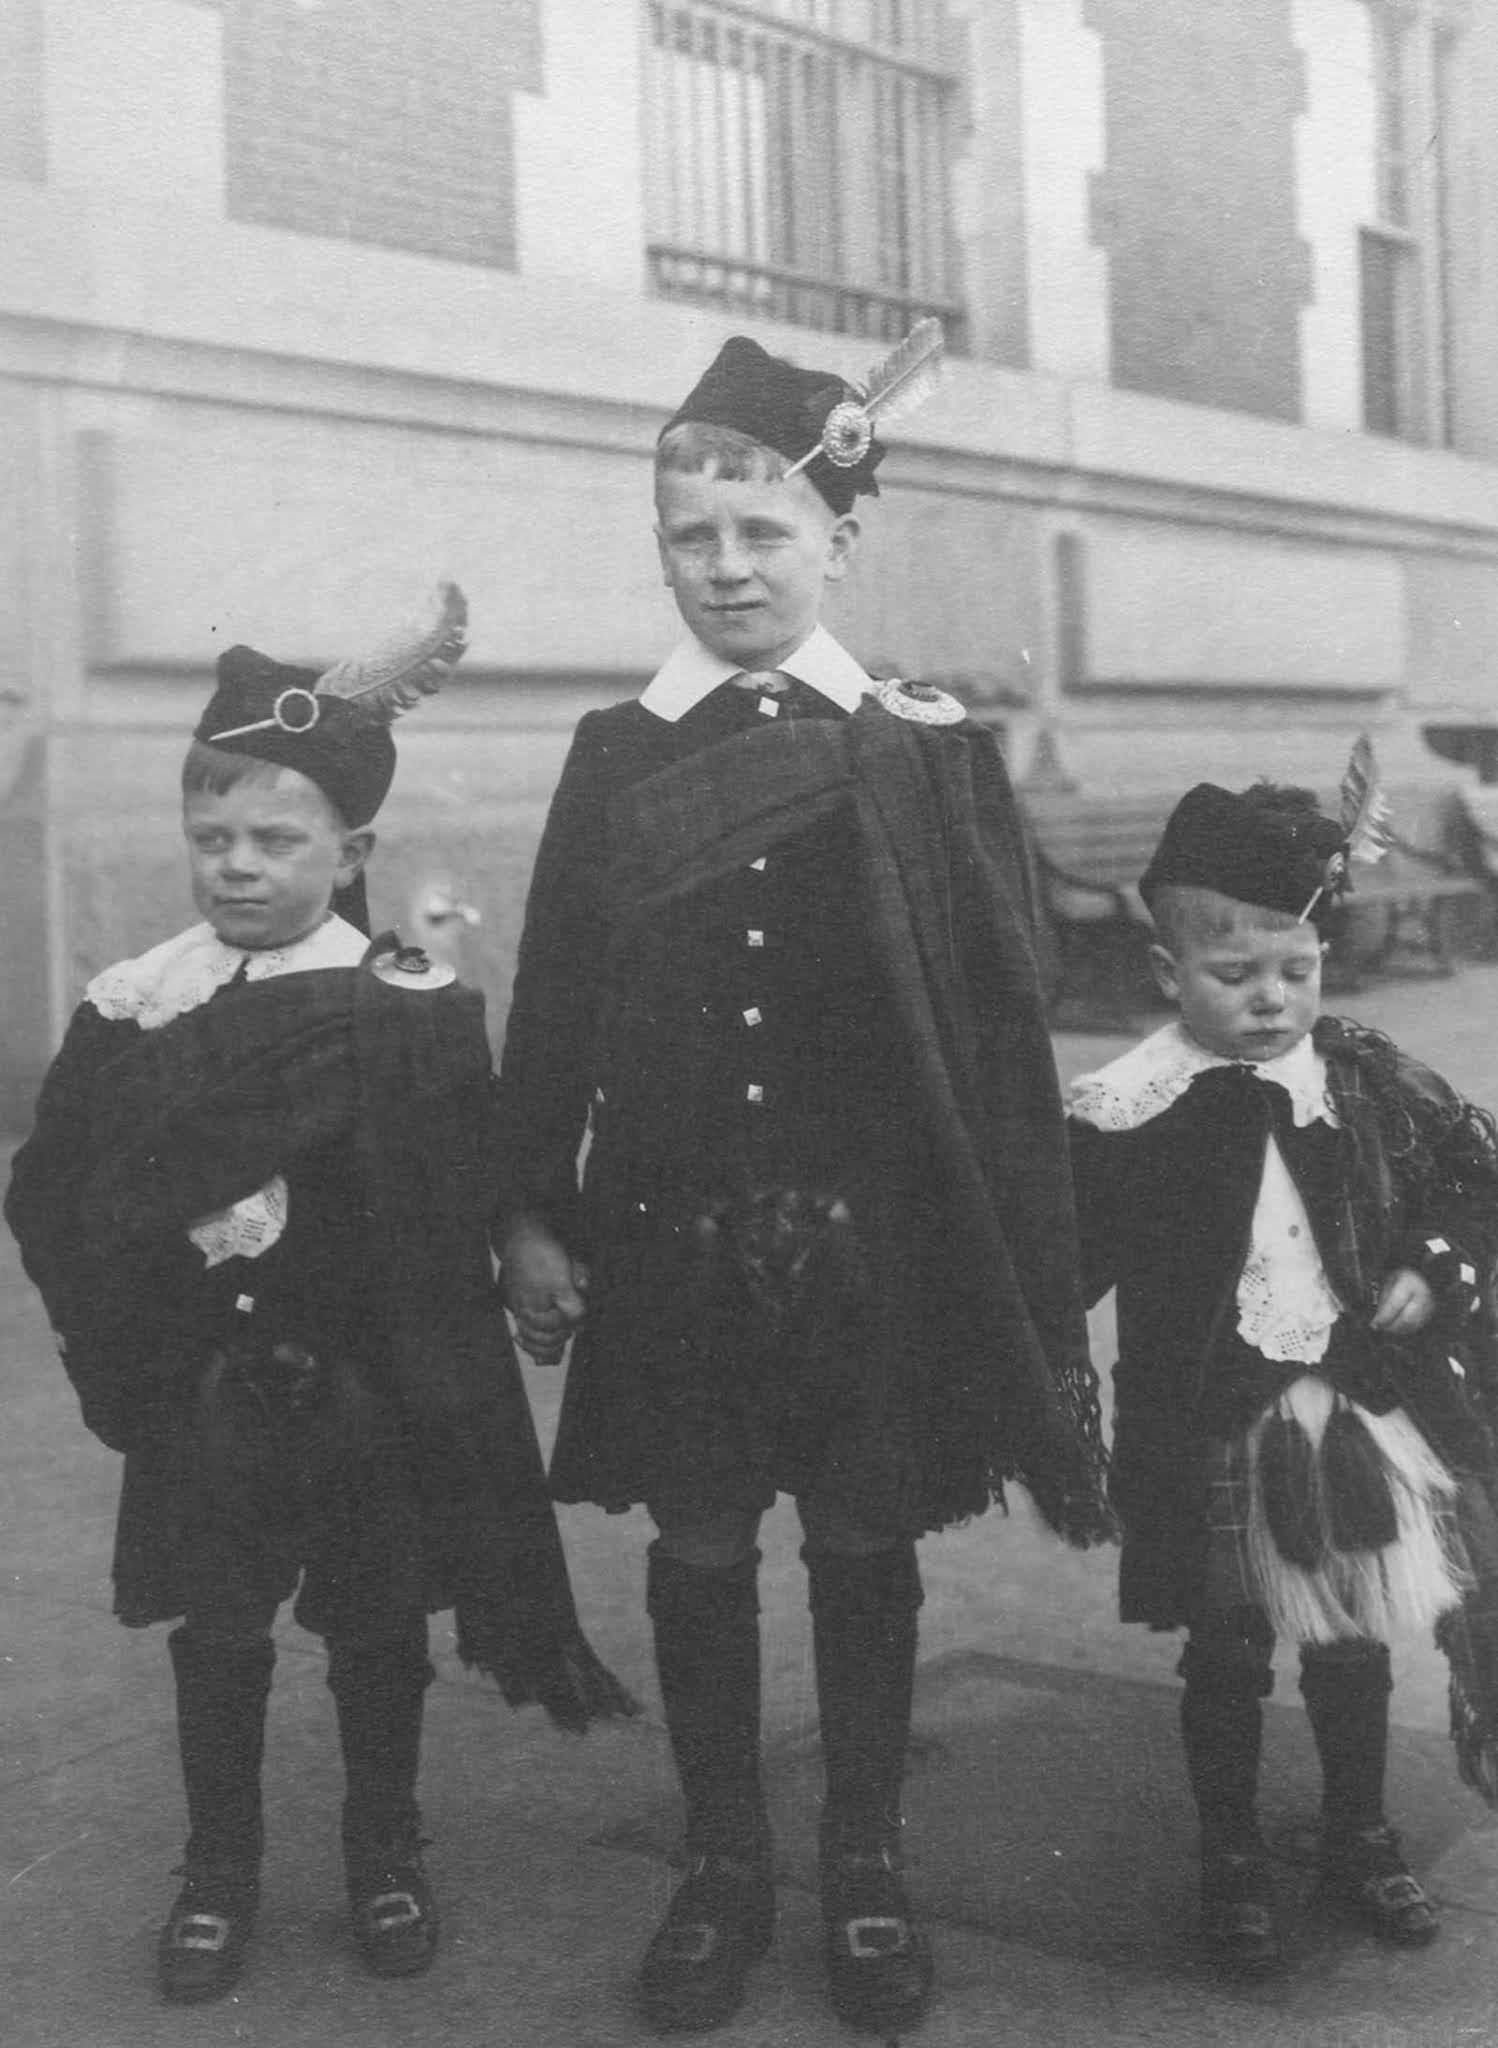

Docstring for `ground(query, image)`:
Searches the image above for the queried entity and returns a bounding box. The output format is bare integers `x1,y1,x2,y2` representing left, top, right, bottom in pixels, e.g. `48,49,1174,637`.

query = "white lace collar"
1069,1019,1336,1134
85,915,370,1032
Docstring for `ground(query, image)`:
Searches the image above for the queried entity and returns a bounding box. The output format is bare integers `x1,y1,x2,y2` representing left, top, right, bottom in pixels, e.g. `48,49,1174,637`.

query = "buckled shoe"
1200,1846,1284,1978
1324,1823,1438,1947
156,1862,260,2004
822,1843,933,2034
346,1832,440,1978
636,1850,776,2033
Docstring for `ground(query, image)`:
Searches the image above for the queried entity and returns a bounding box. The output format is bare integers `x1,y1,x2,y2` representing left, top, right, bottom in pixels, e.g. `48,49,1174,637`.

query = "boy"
495,334,1111,2034
1067,778,1498,1976
5,599,631,2005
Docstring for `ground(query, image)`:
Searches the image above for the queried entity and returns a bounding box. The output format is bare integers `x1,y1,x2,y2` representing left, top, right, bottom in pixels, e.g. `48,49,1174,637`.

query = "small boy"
5,602,630,2005
1067,778,1498,1975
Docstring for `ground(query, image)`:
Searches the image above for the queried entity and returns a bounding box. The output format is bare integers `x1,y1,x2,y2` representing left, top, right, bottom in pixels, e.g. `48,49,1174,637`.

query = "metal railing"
643,0,966,345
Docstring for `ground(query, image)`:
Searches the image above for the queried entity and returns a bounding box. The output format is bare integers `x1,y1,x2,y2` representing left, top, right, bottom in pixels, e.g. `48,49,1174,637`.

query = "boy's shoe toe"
1325,1825,1438,1947
156,1866,260,2004
636,1852,775,2034
347,1845,439,1978
1200,1850,1285,1979
822,1847,934,2034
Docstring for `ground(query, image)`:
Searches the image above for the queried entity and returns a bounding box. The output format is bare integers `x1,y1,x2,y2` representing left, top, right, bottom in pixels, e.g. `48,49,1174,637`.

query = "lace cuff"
189,1178,289,1268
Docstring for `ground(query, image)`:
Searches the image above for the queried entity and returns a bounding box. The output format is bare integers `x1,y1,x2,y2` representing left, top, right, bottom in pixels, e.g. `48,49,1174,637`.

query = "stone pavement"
5,967,1498,2047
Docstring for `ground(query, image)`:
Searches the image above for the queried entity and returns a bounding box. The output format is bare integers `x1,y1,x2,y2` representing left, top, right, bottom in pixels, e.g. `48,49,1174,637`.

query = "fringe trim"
1243,1376,1469,1644
455,1611,641,1735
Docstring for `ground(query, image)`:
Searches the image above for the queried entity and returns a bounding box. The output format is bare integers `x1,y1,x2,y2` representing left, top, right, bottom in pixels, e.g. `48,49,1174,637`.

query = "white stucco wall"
514,0,645,288
1017,0,1109,384
1293,0,1378,432
42,0,225,210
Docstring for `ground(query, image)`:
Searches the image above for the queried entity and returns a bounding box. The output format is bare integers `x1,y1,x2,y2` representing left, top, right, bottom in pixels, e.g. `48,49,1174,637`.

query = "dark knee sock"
169,1625,275,1874
1300,1639,1392,1836
647,1544,768,1859
804,1544,922,1859
327,1620,433,1860
1178,1612,1275,1857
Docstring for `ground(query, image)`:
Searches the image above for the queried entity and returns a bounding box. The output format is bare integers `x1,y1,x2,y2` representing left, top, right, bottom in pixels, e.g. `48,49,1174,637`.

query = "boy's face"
183,769,371,951
1150,905,1325,1062
655,465,859,672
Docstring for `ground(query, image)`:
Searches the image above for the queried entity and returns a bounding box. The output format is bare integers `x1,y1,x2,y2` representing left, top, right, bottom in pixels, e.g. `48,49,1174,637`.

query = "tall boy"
496,335,1111,2034
6,598,630,2005
1068,778,1498,1975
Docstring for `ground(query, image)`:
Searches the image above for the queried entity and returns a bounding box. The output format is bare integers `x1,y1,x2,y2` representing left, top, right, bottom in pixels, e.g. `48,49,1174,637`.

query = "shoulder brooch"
869,678,966,726
369,942,455,991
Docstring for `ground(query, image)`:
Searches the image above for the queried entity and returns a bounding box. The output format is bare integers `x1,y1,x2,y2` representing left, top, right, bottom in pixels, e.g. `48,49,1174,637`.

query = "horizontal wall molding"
1064,677,1388,701
5,310,1497,570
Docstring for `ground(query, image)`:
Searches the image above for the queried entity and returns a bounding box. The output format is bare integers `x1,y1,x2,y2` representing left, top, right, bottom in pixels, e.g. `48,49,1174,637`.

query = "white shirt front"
1070,1021,1345,1364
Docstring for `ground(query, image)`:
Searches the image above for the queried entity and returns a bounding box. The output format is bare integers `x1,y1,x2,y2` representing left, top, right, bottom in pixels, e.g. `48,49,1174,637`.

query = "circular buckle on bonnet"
818,399,874,469
270,686,321,732
207,685,323,744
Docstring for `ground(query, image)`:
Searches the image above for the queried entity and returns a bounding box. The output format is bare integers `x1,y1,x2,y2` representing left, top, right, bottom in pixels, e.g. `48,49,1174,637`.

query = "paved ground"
5,966,1498,2047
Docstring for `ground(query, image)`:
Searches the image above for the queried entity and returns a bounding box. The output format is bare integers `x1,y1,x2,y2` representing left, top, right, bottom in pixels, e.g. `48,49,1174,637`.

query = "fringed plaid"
1435,1477,1498,1806
1199,1435,1261,1617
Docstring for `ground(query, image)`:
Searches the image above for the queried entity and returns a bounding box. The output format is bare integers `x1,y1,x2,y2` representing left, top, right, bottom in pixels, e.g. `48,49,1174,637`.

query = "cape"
6,954,634,1731
501,695,1112,1545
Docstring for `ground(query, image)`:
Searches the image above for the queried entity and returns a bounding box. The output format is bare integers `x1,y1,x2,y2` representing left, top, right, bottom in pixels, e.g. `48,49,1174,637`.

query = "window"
643,0,966,345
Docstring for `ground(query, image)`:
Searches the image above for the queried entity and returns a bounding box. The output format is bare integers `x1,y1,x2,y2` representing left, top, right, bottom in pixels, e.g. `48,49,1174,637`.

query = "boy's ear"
1148,942,1181,1002
338,828,376,887
824,513,860,584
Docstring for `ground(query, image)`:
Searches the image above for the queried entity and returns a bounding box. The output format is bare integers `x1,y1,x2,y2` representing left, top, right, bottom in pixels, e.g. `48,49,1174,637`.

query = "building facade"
2,0,1496,1114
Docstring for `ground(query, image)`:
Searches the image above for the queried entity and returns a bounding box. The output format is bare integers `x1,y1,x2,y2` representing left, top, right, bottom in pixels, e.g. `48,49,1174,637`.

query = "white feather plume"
316,580,468,726
1299,732,1394,920
1338,731,1394,869
853,315,946,430
785,318,947,479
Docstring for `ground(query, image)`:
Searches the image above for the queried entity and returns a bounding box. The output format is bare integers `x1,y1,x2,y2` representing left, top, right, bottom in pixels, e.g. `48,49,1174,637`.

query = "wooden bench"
1019,790,1168,1026
1020,781,1482,1026
1453,785,1498,892
1448,786,1498,957
1335,783,1483,980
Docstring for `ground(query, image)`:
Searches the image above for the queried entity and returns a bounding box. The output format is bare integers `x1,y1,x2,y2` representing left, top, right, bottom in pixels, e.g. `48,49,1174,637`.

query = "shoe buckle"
842,1914,909,1960
174,1912,232,1954
660,1922,719,1965
1367,1874,1424,1909
367,1889,423,1932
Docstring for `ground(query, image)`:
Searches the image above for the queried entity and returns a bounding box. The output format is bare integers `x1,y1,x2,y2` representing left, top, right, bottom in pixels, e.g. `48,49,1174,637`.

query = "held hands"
501,1218,589,1366
1370,1266,1435,1337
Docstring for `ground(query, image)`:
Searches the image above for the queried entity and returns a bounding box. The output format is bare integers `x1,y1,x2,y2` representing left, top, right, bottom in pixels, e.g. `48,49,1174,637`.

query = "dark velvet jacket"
495,680,1110,1543
1069,1017,1498,1628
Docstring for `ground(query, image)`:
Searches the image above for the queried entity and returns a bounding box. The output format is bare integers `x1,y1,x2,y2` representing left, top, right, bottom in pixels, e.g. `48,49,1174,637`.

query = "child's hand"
1371,1266,1435,1335
501,1218,589,1365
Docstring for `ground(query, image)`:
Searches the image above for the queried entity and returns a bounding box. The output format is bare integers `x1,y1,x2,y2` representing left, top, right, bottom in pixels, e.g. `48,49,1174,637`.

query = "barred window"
644,0,966,346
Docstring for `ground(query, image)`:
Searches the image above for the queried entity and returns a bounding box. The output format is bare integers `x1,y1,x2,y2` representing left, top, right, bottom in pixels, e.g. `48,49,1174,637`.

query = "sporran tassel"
1258,1403,1326,1571
1323,1397,1400,1551
1243,1376,1467,1644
